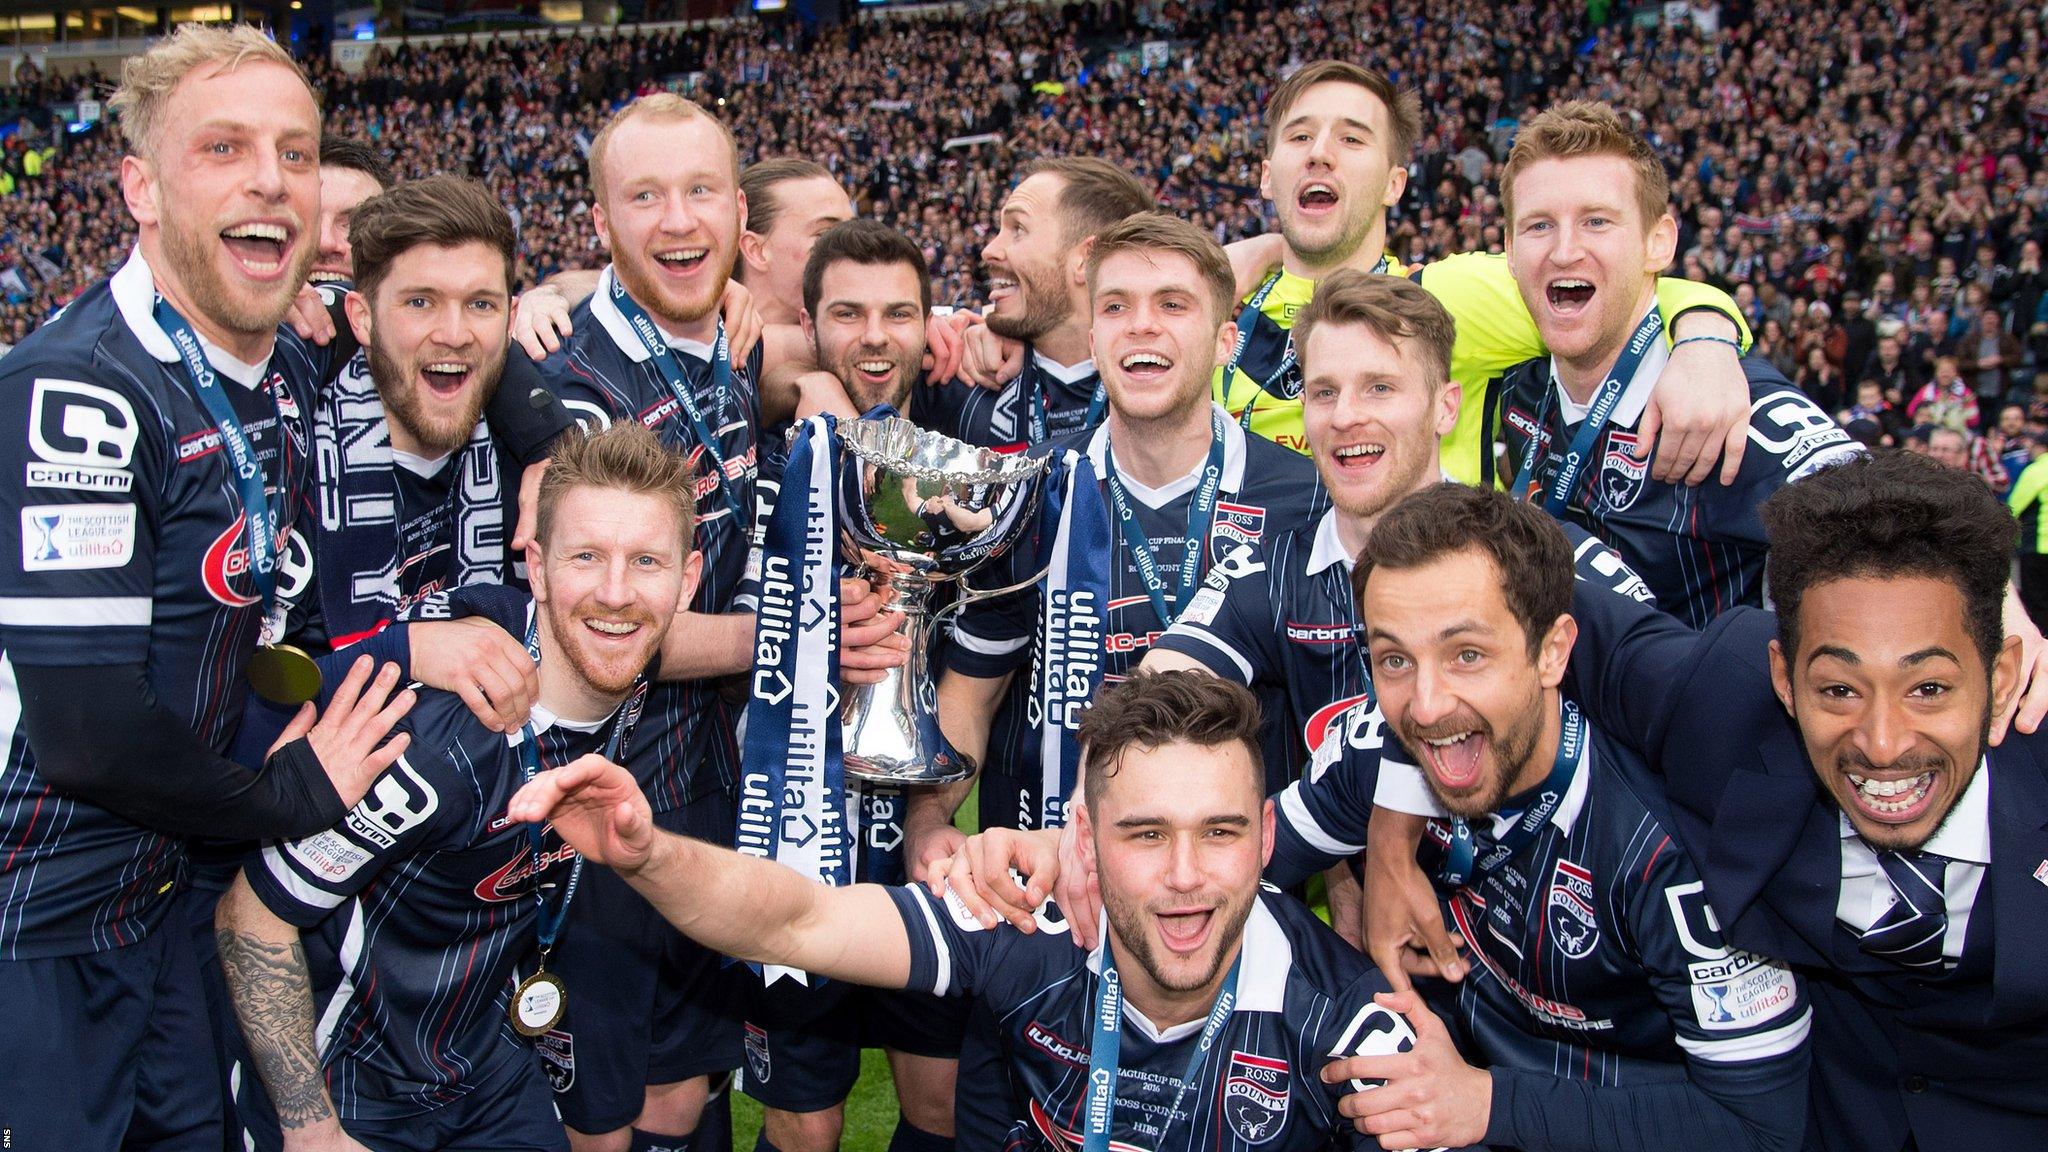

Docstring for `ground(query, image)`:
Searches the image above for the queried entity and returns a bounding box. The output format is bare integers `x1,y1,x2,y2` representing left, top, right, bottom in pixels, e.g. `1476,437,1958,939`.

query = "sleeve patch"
20,503,136,570
286,827,377,884
1689,954,1799,1031
1178,586,1226,627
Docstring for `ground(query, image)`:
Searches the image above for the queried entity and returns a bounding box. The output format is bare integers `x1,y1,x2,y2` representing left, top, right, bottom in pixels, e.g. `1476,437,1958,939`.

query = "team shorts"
0,921,222,1150
739,973,967,1112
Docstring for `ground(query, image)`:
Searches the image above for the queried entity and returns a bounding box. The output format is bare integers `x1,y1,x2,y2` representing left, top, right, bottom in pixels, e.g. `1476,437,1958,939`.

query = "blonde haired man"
0,24,417,1147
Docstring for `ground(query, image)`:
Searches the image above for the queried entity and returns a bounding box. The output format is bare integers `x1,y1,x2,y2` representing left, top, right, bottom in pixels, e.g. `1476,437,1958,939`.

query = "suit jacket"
1564,586,2048,1152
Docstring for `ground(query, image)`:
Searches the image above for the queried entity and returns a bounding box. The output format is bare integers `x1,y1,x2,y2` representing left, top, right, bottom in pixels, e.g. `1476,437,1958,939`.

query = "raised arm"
509,753,913,988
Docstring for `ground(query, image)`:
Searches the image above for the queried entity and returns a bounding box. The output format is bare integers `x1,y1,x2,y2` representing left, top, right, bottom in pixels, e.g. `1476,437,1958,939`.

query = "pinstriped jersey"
1499,334,1860,628
911,349,1101,453
1272,703,1813,1115
245,678,612,1121
1157,505,1655,787
945,413,1327,814
0,249,333,959
535,266,760,811
890,887,1447,1152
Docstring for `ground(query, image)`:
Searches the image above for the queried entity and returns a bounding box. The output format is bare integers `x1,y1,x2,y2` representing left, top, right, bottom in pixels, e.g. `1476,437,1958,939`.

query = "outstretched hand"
507,753,655,873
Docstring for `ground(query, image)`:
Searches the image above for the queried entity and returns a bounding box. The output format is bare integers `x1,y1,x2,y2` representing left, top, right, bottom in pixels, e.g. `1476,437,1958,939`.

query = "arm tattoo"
216,927,336,1130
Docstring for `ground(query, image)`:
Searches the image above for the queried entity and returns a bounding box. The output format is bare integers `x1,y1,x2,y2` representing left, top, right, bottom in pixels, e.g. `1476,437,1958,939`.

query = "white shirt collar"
1085,893,1292,1041
1550,305,1669,430
1306,509,1351,576
589,265,716,364
111,247,271,388
1837,757,1993,866
1031,348,1097,383
1085,404,1247,508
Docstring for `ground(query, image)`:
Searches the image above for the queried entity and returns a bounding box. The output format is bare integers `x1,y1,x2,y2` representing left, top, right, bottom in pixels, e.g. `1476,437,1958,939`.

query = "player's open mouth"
1844,770,1939,823
1546,278,1596,316
854,357,897,386
986,275,1019,304
220,221,294,278
1155,908,1215,953
583,618,643,641
1330,442,1385,475
1119,351,1173,380
421,362,473,397
308,269,350,285
654,248,709,277
1296,181,1339,215
1420,729,1487,792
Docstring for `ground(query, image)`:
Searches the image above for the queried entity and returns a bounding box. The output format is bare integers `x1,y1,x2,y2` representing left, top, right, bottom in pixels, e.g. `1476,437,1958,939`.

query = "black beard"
367,339,503,456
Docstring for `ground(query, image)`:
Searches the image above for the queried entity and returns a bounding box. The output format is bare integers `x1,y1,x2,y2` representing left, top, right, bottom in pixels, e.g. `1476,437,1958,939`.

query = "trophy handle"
930,563,1054,632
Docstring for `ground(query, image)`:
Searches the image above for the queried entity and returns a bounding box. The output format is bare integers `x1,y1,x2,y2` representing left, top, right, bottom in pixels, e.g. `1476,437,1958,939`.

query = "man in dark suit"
1359,451,2047,1151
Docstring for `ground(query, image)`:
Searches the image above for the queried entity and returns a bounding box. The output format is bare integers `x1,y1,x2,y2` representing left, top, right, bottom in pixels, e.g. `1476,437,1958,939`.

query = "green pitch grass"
727,782,1333,1152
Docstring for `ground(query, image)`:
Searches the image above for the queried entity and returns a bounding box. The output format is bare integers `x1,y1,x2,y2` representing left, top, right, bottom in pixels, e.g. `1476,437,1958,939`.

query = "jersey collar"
1481,697,1594,839
590,265,717,365
1548,305,1669,430
1086,891,1292,1038
1029,348,1097,383
1305,509,1350,576
1836,754,1992,866
111,247,272,388
1085,403,1247,509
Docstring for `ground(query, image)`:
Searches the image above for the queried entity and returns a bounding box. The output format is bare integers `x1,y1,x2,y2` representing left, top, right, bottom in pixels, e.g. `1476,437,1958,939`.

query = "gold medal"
510,969,567,1037
248,643,323,706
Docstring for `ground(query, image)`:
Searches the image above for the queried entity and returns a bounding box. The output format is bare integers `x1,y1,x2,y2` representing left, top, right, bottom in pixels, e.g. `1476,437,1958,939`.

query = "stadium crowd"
2,0,2045,386
2,4,2048,1152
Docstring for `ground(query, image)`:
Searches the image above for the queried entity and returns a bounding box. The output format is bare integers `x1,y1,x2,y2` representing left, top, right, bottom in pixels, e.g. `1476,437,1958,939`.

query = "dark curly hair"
1761,450,2013,675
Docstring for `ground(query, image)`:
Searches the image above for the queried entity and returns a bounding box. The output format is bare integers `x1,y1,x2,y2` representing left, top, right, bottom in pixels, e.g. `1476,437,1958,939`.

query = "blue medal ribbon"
1228,258,1386,432
155,299,282,608
1437,700,1586,889
1083,946,1243,1152
609,277,747,522
1510,310,1664,516
516,616,649,955
1023,354,1108,443
1101,408,1226,627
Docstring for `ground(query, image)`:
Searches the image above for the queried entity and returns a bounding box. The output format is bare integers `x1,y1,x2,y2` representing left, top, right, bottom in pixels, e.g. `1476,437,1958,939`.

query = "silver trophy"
834,416,1051,783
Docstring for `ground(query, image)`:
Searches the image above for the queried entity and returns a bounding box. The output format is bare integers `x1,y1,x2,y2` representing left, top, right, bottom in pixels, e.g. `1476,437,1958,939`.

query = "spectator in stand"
1910,355,1982,431
1798,344,1849,416
1962,306,2025,406
1841,379,1906,442
1927,426,1973,471
1857,332,1921,402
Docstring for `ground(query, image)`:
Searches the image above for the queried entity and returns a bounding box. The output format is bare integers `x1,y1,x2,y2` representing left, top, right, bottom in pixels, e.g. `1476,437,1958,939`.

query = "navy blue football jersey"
889,886,1429,1152
1272,701,1812,1145
535,266,762,811
0,251,337,959
245,655,623,1121
947,413,1328,819
910,349,1101,453
1157,503,1655,790
1498,326,1860,628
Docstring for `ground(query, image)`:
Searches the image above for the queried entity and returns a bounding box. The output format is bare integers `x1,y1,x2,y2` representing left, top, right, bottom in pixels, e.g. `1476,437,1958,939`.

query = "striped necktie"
1857,849,1951,971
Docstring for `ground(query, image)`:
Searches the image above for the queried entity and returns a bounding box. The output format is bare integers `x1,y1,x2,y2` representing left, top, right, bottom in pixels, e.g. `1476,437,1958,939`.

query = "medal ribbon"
609,276,747,522
1228,258,1386,432
1030,450,1110,830
517,615,649,953
1436,700,1586,889
737,415,849,982
155,298,282,609
1101,408,1225,627
1510,310,1663,516
1083,946,1243,1152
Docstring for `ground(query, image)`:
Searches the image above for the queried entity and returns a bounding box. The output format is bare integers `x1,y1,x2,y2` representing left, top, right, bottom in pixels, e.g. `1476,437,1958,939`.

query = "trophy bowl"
833,417,1051,783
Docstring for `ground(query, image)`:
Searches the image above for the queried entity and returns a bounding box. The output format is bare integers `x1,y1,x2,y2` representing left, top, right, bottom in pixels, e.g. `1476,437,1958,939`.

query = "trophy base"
844,754,975,786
